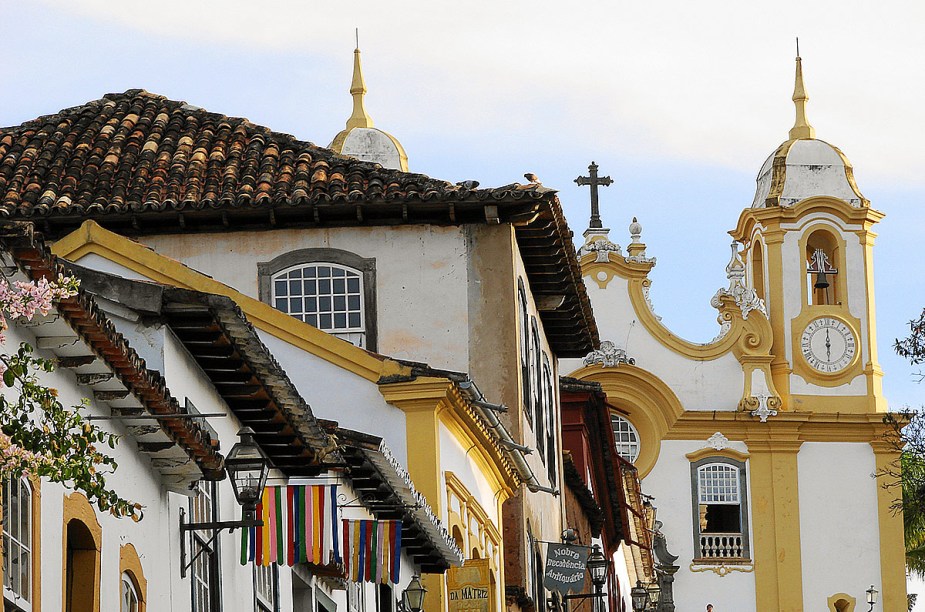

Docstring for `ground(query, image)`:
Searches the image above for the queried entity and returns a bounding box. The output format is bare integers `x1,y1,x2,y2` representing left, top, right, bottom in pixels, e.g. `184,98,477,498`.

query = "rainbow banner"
240,485,341,567
342,519,402,584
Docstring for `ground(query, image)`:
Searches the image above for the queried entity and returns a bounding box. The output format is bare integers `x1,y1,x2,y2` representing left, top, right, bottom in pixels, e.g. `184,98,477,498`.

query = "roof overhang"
336,427,464,572
68,265,340,476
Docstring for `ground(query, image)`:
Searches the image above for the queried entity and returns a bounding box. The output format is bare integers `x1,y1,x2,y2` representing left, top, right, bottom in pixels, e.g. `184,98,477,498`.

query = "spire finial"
346,33,374,130
789,40,816,140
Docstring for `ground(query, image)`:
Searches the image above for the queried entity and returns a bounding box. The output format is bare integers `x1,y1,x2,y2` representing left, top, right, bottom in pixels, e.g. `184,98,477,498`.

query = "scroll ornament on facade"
582,340,635,368
579,235,623,262
710,242,766,321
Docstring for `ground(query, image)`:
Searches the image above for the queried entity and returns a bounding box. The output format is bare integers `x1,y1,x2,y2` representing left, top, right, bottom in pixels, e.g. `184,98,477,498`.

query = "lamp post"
630,580,650,612
866,585,878,611
401,575,427,612
586,545,609,612
179,427,270,577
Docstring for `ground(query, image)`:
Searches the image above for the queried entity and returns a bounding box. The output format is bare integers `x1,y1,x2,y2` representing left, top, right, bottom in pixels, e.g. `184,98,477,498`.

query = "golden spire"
346,34,374,130
789,40,816,140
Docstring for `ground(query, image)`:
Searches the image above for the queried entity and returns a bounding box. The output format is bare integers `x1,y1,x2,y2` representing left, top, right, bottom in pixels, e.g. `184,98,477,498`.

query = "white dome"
752,139,865,208
339,127,408,171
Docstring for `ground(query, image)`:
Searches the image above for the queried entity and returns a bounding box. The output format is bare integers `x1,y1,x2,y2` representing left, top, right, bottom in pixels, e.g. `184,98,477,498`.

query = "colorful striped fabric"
342,519,402,584
240,485,340,567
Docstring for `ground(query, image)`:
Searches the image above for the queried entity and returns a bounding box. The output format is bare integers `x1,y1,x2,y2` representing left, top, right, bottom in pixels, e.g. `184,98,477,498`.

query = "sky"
1,0,923,411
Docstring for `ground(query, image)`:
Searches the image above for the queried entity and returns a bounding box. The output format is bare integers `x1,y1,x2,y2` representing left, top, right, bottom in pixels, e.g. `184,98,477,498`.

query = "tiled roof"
0,90,598,356
0,89,544,217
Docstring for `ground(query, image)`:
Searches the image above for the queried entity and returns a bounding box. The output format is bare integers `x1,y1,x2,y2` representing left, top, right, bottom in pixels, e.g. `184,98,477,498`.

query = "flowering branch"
0,273,141,519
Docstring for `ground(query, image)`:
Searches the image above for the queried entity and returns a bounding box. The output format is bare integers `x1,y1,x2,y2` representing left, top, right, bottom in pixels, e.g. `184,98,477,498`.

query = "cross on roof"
574,162,613,230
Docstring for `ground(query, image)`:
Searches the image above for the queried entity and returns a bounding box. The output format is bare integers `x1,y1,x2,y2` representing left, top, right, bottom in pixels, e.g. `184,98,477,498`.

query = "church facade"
562,56,905,611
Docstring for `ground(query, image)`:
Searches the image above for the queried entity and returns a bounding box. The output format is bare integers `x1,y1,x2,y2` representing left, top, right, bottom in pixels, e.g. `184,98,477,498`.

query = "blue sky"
2,1,923,409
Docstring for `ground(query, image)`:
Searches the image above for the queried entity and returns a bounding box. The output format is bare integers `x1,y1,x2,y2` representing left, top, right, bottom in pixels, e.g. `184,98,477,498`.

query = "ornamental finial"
346,34,374,130
789,40,816,140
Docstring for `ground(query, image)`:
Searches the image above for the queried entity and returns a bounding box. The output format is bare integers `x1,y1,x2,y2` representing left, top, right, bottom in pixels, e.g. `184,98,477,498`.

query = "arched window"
610,414,640,463
806,230,840,306
62,492,101,612
66,519,98,612
751,239,766,302
3,477,32,611
258,248,377,350
120,544,146,612
121,573,140,612
691,458,750,561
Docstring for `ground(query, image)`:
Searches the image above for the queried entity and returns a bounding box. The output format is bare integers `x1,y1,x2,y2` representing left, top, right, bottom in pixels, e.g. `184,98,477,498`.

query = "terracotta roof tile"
0,90,599,356
0,89,530,217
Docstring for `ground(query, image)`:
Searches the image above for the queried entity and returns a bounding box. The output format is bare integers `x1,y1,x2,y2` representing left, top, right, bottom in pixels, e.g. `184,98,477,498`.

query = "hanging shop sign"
543,543,589,594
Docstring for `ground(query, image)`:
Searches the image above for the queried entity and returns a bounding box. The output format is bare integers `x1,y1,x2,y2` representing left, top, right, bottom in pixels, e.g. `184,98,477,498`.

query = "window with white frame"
691,458,750,561
530,318,544,458
610,414,640,463
2,477,31,611
254,564,277,612
272,263,364,340
258,249,377,351
121,573,140,612
518,281,532,425
191,481,221,612
542,356,557,485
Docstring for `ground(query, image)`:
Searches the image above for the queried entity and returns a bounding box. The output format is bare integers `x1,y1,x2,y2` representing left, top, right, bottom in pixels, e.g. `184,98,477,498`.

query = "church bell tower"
731,53,886,413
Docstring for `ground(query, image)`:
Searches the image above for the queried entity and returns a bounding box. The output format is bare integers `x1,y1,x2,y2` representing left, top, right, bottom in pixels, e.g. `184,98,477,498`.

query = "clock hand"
825,329,831,361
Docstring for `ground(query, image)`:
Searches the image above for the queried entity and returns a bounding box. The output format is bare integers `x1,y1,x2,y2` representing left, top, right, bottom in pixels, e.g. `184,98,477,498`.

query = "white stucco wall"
575,273,745,411
142,226,471,373
641,439,756,612
798,442,881,608
257,331,409,469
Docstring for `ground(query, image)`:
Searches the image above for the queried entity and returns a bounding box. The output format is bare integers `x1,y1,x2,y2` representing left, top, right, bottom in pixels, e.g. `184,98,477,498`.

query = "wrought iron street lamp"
225,427,270,521
179,428,270,577
401,575,427,612
866,585,878,611
586,545,609,612
630,580,650,612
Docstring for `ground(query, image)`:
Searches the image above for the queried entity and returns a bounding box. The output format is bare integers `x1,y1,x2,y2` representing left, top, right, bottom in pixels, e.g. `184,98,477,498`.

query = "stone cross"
574,161,613,229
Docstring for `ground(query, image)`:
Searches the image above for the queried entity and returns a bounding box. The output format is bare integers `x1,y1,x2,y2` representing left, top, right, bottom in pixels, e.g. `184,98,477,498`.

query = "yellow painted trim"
731,196,884,243
32,478,41,612
747,435,803,611
827,593,856,612
52,221,409,383
685,447,749,463
688,561,753,576
665,410,891,443
445,472,504,567
870,441,907,611
380,378,518,503
62,492,102,612
119,543,147,612
789,394,870,414
568,364,684,478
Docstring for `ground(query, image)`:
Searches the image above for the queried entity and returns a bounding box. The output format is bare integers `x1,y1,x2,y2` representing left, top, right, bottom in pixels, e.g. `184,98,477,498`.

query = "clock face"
800,317,857,373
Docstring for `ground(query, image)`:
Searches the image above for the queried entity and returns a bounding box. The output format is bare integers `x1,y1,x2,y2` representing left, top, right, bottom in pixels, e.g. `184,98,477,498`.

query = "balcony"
698,533,744,559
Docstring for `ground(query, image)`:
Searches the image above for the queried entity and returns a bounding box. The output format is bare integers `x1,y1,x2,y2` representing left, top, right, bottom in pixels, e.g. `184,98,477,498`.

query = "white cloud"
43,0,925,186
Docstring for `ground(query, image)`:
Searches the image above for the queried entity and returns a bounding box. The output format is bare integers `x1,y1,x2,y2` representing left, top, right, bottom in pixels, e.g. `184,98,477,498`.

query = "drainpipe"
456,379,558,496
